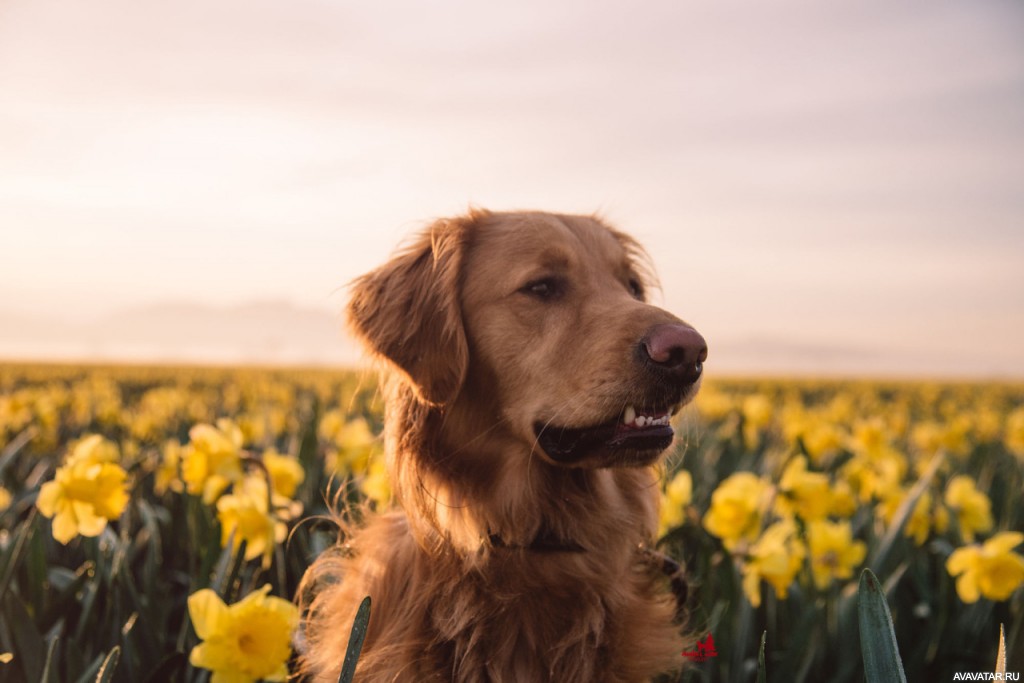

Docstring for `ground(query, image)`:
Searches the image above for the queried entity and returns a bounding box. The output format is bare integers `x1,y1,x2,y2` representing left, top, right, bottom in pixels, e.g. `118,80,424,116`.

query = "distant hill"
0,301,362,366
0,303,1018,378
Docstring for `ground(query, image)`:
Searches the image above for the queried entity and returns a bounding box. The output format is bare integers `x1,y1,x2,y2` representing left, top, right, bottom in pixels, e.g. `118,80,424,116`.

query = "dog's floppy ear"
347,217,472,406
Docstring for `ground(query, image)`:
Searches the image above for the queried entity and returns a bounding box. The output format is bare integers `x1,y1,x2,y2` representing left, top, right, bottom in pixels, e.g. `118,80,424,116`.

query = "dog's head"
348,209,706,469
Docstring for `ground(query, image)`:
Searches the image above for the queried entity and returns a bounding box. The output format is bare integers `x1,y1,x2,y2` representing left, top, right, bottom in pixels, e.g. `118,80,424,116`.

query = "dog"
298,209,707,682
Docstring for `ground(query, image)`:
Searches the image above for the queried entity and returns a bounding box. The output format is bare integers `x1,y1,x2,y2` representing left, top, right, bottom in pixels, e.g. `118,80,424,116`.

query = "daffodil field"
1,364,1022,682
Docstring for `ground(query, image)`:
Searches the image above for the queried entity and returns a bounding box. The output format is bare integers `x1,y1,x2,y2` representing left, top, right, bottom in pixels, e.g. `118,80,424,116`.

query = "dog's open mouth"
534,403,679,465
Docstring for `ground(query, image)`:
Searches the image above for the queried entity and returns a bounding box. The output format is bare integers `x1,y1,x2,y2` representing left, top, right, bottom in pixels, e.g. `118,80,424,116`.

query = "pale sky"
1,0,1023,376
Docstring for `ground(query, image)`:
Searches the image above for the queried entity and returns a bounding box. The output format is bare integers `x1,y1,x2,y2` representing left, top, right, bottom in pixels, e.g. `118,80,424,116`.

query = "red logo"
682,633,718,662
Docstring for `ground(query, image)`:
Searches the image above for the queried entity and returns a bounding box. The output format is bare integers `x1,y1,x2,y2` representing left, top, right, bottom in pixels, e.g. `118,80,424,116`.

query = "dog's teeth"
623,405,636,425
636,416,647,427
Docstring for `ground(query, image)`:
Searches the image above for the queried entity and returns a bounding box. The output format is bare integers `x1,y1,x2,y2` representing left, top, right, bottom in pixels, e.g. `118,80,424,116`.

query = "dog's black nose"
641,323,708,384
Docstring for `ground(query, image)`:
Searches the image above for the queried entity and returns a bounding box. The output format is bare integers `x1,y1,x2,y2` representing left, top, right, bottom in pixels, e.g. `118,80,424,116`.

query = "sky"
1,0,1023,376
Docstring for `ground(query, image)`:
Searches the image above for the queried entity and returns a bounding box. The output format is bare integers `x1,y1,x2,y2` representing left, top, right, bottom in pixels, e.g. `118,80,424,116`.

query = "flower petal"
188,589,231,640
36,481,62,517
51,509,80,545
955,572,980,603
984,531,1024,555
211,671,254,683
946,547,978,576
211,670,254,683
72,501,107,538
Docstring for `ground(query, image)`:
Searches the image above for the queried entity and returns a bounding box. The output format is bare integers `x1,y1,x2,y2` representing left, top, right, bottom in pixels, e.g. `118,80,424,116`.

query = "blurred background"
2,0,1022,377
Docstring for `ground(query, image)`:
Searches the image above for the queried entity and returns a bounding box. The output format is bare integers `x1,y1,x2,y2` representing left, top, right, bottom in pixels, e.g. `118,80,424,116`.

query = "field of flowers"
0,363,1021,682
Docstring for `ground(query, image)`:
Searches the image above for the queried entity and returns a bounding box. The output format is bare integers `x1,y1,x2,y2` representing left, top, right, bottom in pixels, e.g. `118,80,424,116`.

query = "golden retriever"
299,209,707,682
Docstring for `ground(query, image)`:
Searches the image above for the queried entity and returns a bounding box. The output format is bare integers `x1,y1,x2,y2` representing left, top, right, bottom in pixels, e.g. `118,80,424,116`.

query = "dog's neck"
486,528,586,554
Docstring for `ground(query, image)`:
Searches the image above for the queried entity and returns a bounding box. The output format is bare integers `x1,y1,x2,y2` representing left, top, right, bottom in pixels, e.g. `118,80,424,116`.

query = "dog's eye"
520,277,563,300
627,278,644,300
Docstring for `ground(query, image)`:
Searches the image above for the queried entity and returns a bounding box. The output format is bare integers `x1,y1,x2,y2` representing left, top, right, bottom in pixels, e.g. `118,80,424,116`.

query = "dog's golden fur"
298,210,705,682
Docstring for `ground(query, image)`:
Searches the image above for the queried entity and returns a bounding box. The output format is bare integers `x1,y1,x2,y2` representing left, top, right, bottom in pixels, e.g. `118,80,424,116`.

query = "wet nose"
641,323,708,384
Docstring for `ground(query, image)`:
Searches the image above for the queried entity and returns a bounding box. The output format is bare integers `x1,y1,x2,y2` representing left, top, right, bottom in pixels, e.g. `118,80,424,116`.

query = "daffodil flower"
262,449,305,500
154,439,185,496
322,414,379,476
359,456,391,507
216,477,286,568
182,419,245,504
65,433,120,466
944,475,993,542
946,531,1024,603
807,519,866,590
658,469,693,535
741,519,806,607
703,472,772,551
37,456,129,544
188,584,299,683
775,456,831,522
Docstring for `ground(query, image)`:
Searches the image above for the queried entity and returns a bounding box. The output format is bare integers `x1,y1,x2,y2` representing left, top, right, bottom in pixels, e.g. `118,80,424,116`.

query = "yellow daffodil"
695,387,735,422
911,418,970,458
807,519,866,590
154,439,185,496
188,584,299,683
801,422,846,465
1005,407,1024,460
946,532,1024,603
323,415,380,476
827,480,859,519
215,476,286,567
65,433,120,466
841,453,905,503
876,489,946,546
775,456,830,522
703,472,773,551
741,519,806,607
849,418,890,459
0,652,12,664
235,413,267,447
0,486,11,511
944,475,993,542
37,457,130,544
182,419,245,504
741,394,773,449
659,469,693,535
262,449,305,500
970,406,1002,443
359,456,391,507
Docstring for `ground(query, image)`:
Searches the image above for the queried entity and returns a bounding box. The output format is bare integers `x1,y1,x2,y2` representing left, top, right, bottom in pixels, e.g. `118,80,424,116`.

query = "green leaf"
338,596,371,683
867,452,944,574
213,536,247,602
140,652,188,683
73,582,101,645
3,591,43,682
0,510,36,601
39,563,95,632
0,427,36,479
73,652,105,683
756,631,767,683
858,568,907,683
40,635,59,683
94,646,121,683
995,623,1006,675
